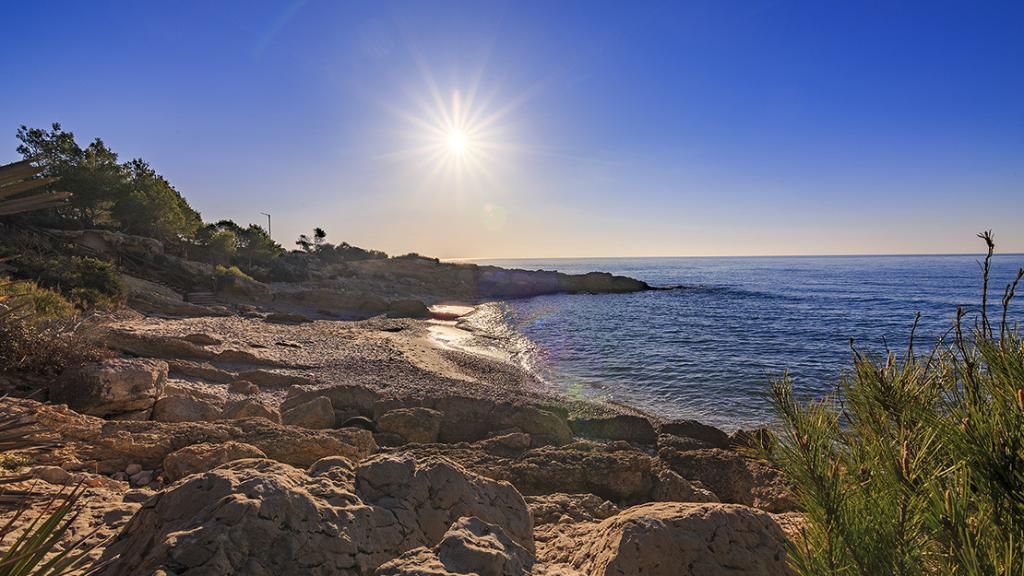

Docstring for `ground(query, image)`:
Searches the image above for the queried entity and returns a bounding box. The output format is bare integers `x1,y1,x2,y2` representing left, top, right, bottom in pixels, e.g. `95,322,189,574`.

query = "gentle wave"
477,254,1024,431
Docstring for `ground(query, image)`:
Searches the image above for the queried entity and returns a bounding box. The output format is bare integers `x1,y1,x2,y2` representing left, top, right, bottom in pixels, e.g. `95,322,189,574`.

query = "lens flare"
446,128,468,155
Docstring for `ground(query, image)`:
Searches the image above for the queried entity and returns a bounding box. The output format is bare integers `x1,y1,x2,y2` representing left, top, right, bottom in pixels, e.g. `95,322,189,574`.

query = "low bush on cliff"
0,245,123,311
770,232,1024,575
0,288,110,377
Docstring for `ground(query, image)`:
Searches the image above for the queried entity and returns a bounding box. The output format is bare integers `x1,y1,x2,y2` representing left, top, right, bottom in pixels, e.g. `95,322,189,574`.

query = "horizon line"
445,251,1024,262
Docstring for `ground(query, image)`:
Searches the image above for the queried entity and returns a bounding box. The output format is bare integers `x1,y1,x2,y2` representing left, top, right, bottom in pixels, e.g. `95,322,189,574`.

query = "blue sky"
2,1,1022,257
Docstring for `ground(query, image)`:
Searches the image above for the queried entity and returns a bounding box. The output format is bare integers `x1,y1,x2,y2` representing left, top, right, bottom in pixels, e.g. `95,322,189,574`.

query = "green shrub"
0,280,75,320
769,232,1024,575
215,264,255,283
5,252,123,310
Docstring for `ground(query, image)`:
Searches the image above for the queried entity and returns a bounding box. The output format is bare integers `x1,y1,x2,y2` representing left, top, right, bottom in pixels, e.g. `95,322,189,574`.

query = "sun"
446,128,468,155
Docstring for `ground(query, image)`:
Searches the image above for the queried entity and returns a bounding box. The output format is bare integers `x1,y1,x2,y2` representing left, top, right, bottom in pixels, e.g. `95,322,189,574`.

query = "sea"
467,254,1024,431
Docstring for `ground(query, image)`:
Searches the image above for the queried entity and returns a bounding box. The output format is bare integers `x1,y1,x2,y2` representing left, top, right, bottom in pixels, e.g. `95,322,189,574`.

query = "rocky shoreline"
0,230,800,575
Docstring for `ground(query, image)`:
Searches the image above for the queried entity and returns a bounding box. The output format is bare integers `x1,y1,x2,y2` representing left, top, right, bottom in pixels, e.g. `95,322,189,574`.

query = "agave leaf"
0,178,60,201
0,159,46,188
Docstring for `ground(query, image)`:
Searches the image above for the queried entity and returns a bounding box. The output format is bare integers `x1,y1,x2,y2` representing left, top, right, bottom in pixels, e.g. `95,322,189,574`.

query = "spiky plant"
770,232,1024,575
0,158,70,217
0,166,103,575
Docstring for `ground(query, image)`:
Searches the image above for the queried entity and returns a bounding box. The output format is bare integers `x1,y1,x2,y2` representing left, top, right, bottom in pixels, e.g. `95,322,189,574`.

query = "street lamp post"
260,212,271,238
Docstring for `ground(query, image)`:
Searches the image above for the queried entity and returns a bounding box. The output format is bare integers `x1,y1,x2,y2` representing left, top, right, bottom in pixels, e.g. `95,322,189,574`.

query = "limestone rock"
98,455,532,575
376,517,533,576
50,359,167,418
397,441,717,506
6,397,375,474
163,441,267,482
282,395,335,429
221,397,281,423
177,333,222,346
568,414,657,445
376,397,571,446
660,419,731,449
105,329,283,366
228,380,259,395
166,360,236,383
151,391,222,423
658,447,796,512
377,407,442,444
236,369,315,389
283,384,379,421
565,502,789,576
502,444,716,505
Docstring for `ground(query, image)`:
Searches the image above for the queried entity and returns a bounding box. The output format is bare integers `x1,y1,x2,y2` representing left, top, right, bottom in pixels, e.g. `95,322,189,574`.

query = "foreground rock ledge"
96,456,532,576
545,502,790,576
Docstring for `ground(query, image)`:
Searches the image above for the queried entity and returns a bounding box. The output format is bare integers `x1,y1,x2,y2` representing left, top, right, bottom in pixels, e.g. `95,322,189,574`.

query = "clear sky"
2,1,1022,258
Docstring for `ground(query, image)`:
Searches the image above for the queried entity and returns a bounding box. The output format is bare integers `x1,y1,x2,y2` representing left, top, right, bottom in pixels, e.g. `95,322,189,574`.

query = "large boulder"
562,502,789,576
152,385,224,423
377,408,442,444
568,414,657,445
98,455,532,575
163,441,267,482
282,396,335,429
50,359,167,418
660,419,731,449
376,517,533,576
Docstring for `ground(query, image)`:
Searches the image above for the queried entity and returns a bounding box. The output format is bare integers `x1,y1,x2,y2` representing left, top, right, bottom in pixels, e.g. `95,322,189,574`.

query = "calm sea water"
473,255,1024,431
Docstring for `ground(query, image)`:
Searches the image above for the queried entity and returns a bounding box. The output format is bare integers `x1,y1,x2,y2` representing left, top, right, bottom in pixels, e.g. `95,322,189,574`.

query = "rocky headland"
0,228,800,575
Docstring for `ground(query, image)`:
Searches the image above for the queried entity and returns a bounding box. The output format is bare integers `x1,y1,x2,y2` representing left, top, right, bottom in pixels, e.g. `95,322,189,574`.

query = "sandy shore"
102,305,631,420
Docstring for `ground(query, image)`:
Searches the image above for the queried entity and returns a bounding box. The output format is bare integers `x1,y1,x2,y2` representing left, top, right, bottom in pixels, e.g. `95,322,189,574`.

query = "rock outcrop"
50,359,167,419
554,502,790,576
221,397,281,423
281,395,335,429
152,384,224,422
6,398,375,473
98,455,532,576
376,517,533,576
162,441,267,482
660,419,732,449
658,446,796,512
568,414,658,445
377,407,443,444
395,440,717,506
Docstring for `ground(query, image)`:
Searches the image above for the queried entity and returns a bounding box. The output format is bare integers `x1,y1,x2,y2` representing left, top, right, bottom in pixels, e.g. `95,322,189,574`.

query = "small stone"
130,470,154,487
31,466,73,485
125,463,143,476
122,489,153,503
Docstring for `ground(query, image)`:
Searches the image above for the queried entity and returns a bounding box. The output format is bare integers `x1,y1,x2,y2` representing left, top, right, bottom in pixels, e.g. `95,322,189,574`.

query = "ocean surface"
470,254,1024,431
